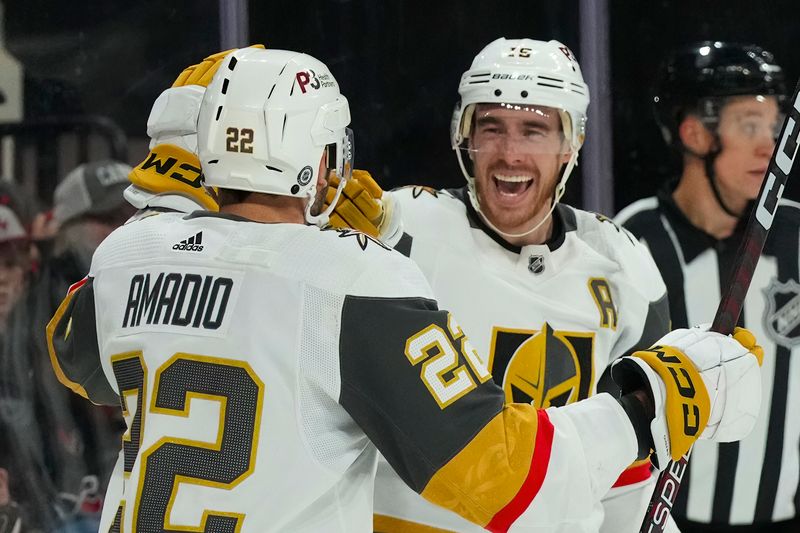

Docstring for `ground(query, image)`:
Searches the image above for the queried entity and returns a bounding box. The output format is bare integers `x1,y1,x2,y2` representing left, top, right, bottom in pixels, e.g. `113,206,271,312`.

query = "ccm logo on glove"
635,345,711,458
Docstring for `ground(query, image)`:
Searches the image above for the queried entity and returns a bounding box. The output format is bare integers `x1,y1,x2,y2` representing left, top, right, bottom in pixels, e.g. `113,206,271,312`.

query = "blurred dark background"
2,0,799,212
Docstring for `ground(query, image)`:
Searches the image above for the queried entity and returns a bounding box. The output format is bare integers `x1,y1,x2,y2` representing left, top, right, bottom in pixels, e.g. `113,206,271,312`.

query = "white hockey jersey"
47,210,640,532
373,186,671,533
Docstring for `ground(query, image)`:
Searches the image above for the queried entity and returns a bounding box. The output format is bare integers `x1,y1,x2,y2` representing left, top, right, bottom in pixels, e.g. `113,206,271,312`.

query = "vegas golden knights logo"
489,323,595,407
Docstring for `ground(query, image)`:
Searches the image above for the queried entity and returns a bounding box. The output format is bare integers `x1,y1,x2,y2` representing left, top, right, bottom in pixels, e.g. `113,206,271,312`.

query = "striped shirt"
616,182,800,529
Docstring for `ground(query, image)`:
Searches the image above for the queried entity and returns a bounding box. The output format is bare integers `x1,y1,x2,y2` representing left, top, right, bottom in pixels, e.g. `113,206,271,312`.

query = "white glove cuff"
147,86,204,149
378,191,405,248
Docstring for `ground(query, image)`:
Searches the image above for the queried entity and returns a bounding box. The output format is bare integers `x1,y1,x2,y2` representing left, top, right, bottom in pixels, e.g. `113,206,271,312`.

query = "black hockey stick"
639,76,800,533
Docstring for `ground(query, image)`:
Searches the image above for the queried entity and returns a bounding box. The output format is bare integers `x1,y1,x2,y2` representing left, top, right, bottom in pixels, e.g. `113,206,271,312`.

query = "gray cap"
53,160,132,225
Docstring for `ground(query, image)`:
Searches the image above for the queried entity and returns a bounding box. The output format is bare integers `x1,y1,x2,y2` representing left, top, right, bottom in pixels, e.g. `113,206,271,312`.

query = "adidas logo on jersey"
173,232,204,252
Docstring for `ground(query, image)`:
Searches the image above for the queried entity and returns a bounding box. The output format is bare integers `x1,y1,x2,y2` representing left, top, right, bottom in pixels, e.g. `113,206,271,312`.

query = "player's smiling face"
469,103,570,234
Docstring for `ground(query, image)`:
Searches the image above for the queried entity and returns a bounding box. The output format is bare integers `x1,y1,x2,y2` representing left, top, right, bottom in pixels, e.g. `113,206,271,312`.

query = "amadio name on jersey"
122,272,232,330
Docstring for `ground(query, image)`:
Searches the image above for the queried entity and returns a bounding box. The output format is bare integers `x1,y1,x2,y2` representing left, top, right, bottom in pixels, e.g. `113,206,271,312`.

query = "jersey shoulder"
766,198,800,249
391,185,468,235
571,206,641,259
90,211,185,274
614,196,660,230
569,205,666,298
775,198,800,224
280,226,435,301
93,212,433,301
614,196,665,244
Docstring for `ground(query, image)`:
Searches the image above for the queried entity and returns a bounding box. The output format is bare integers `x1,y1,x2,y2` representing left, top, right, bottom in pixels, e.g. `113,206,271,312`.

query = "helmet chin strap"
702,145,742,218
305,169,346,227
467,152,576,241
476,195,559,240
685,131,741,218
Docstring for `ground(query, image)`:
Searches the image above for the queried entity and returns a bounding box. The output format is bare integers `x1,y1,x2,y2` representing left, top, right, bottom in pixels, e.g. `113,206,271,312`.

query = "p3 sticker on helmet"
296,69,336,94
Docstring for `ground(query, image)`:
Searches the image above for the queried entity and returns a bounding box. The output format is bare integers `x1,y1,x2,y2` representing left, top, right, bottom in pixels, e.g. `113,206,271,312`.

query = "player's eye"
741,122,758,137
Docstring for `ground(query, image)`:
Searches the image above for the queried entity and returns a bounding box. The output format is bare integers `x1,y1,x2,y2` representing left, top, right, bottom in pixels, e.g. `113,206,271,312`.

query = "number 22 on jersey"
109,351,264,533
405,313,492,409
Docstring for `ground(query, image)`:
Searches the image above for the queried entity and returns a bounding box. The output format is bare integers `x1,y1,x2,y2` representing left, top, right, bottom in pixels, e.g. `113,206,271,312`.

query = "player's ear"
679,115,714,156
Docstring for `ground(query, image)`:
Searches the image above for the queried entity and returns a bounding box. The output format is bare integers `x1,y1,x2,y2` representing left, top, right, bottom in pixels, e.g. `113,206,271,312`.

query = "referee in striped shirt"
616,42,799,533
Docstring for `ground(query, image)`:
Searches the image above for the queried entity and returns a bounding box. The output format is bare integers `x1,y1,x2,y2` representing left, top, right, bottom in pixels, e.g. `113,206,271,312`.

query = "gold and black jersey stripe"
339,295,556,530
46,276,118,406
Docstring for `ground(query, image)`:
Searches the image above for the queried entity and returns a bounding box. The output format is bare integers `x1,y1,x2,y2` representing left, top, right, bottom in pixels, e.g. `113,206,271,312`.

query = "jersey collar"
451,186,576,254
184,210,260,223
657,179,748,262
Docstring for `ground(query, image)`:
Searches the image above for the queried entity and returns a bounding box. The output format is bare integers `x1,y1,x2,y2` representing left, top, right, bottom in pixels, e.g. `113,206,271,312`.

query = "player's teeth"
495,175,533,183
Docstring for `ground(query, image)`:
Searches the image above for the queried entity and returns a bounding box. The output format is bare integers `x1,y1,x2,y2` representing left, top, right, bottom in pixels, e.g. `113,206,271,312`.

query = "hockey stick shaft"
639,77,800,533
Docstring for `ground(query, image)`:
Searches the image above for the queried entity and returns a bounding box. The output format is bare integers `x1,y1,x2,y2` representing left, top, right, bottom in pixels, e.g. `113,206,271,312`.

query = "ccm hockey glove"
612,326,763,470
325,170,403,245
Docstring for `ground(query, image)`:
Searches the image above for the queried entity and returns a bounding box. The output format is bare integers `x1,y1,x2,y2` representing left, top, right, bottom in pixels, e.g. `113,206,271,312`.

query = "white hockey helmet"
198,47,353,225
451,38,590,222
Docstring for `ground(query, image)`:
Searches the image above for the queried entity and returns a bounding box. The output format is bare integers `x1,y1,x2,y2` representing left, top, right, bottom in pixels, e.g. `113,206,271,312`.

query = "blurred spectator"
0,161,134,531
48,160,136,282
0,463,24,531
0,204,29,337
0,183,54,532
33,159,133,512
0,421,31,532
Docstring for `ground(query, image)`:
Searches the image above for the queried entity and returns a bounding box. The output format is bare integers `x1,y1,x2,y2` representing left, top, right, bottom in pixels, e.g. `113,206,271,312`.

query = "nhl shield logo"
528,254,545,274
763,278,800,347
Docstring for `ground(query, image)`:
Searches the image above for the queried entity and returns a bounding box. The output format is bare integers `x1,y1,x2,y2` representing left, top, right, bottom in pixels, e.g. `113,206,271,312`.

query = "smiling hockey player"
324,38,678,532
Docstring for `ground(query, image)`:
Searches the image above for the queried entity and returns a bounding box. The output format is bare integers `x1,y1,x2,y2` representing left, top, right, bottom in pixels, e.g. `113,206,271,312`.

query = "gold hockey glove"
613,326,763,469
173,44,265,87
127,45,265,213
325,169,387,238
128,144,218,211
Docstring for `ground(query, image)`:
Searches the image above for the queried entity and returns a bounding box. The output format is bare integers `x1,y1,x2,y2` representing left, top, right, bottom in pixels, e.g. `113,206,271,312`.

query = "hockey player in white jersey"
322,38,677,532
46,47,763,533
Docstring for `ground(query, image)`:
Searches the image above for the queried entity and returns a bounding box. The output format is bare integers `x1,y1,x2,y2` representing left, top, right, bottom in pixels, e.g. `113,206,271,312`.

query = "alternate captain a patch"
488,323,595,407
763,278,800,347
